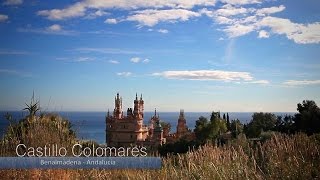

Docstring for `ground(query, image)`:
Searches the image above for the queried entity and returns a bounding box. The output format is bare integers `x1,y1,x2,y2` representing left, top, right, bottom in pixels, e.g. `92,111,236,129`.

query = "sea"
0,111,295,144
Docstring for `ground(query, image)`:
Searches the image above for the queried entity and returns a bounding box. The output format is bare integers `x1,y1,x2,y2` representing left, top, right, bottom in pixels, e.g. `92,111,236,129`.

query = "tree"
208,115,227,140
210,111,219,123
158,139,199,156
194,116,209,143
275,115,295,134
194,112,227,144
226,113,231,131
245,112,277,138
294,100,320,135
160,122,171,131
230,119,243,138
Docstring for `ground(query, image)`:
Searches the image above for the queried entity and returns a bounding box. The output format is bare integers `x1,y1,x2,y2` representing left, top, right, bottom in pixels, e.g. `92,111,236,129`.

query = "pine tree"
226,113,231,130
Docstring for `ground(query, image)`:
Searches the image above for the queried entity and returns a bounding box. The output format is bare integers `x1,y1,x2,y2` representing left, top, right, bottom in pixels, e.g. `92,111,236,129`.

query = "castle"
105,93,194,147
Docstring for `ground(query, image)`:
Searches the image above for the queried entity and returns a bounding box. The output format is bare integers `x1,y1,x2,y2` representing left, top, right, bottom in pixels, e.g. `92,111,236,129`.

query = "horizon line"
0,110,298,113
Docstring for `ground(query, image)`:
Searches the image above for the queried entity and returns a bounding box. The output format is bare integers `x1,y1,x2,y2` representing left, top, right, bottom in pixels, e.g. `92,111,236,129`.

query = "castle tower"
133,93,139,117
107,109,110,117
133,93,144,120
114,92,122,119
153,121,164,146
176,109,187,138
139,94,144,118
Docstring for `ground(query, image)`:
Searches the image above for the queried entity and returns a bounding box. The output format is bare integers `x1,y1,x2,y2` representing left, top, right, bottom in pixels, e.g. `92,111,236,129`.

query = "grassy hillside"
0,113,76,157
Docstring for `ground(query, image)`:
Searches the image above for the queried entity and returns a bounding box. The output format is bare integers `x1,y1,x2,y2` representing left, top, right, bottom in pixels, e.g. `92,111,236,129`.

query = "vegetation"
244,100,320,138
0,98,319,179
0,98,76,156
194,112,227,144
0,133,319,179
244,112,277,138
158,139,200,156
230,119,243,138
294,100,320,134
160,121,171,132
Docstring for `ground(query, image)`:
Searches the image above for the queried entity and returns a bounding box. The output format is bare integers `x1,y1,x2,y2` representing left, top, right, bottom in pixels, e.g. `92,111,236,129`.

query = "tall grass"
0,113,319,179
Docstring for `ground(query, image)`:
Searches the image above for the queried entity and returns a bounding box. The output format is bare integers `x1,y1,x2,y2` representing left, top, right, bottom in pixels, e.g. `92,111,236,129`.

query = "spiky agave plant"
23,92,40,122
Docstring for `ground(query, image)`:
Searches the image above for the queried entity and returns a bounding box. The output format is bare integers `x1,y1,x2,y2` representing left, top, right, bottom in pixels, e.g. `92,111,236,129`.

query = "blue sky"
0,0,319,112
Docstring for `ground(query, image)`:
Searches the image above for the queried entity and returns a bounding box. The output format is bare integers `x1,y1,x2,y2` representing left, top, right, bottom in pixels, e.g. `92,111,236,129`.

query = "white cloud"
0,14,9,22
199,8,212,17
74,57,94,62
258,30,269,38
158,29,169,33
143,58,150,63
201,6,255,24
201,6,257,38
220,0,262,5
129,57,150,63
117,72,132,77
214,16,234,24
224,23,255,37
126,9,201,27
37,2,87,20
215,5,248,17
152,70,253,81
94,10,108,16
55,56,95,62
104,18,117,24
18,26,75,36
130,57,141,63
85,0,217,9
37,0,216,20
147,28,169,33
203,3,320,44
256,5,285,16
74,47,140,54
241,15,257,24
85,10,109,19
3,0,22,5
283,80,320,86
35,0,320,44
246,80,270,84
46,24,62,31
109,60,119,64
258,16,320,44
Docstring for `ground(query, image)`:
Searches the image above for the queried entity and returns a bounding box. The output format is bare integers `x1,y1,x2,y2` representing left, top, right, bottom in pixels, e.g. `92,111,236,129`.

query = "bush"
0,113,76,156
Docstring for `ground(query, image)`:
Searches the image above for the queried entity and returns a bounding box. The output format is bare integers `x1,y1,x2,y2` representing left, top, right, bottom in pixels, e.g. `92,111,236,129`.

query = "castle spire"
140,93,143,100
114,92,122,119
180,109,184,118
154,108,157,116
136,93,138,100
